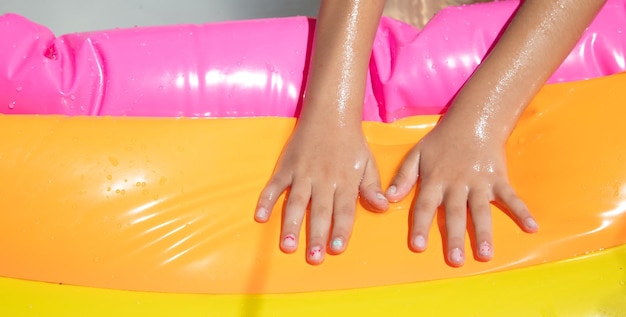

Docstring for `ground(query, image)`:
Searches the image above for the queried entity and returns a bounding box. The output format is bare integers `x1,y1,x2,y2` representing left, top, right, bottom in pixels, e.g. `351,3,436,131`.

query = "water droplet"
106,174,112,180
108,156,119,166
8,101,15,110
135,182,142,187
70,94,76,101
16,86,22,92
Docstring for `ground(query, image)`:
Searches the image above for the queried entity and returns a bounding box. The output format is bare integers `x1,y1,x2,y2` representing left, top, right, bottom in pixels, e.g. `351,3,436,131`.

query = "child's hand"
385,122,539,267
255,119,388,265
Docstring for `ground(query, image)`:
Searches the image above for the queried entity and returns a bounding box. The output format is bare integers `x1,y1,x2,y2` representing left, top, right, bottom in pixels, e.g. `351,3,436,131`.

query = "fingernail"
376,192,387,201
331,237,344,251
478,241,492,258
524,217,539,230
282,234,297,249
308,246,323,262
413,235,426,251
255,207,268,219
449,248,464,265
386,185,397,196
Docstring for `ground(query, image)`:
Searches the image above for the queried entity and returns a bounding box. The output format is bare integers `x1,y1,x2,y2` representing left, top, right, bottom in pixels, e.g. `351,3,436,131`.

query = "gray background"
0,0,321,34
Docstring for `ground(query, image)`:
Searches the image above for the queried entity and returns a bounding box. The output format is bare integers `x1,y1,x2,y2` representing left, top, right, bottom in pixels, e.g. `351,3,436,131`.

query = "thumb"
359,157,389,212
386,148,420,203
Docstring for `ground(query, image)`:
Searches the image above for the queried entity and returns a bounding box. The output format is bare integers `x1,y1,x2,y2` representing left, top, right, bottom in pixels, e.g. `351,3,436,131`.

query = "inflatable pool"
0,0,625,315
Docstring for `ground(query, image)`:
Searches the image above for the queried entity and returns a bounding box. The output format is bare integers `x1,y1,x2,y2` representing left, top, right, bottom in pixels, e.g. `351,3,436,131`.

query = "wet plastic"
0,73,625,296
2,244,625,316
1,0,625,121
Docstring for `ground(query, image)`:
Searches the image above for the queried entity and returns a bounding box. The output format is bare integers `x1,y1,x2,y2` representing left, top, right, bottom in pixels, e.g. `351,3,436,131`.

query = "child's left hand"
385,120,539,266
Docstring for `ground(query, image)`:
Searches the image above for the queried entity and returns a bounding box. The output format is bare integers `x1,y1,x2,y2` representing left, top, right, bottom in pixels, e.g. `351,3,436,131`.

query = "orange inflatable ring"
0,71,625,315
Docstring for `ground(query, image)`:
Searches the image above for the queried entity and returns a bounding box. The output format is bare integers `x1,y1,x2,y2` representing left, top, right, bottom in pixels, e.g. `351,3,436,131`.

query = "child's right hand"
254,117,388,265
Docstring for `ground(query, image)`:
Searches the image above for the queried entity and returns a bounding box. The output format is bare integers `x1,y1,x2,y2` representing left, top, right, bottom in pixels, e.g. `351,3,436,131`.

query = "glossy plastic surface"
1,0,625,120
1,72,625,295
1,244,624,316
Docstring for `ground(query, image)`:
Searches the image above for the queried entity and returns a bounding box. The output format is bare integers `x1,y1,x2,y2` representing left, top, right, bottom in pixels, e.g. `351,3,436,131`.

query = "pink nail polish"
478,241,492,257
449,248,464,264
308,246,323,262
282,234,297,249
413,235,426,251
255,207,268,219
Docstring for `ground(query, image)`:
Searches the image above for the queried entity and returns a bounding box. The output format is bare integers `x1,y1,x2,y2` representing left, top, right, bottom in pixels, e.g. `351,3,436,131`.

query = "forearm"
441,0,606,143
300,0,385,129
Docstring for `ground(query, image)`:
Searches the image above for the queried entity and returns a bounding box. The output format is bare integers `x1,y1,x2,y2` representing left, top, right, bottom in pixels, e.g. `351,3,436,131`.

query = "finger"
386,149,420,202
410,180,442,252
443,188,469,267
359,157,388,212
280,180,311,253
255,173,291,223
306,185,335,265
468,189,494,261
329,186,359,255
494,183,538,233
